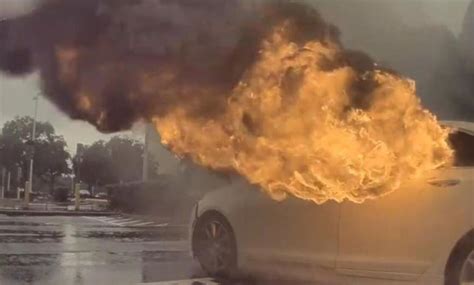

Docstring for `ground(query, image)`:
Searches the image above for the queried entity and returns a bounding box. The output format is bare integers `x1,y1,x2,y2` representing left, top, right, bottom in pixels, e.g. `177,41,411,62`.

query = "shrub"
53,187,69,202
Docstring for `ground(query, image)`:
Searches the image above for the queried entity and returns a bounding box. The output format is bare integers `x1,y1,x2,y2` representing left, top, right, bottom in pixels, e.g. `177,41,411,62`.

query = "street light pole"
1,168,4,199
142,124,150,182
26,95,39,205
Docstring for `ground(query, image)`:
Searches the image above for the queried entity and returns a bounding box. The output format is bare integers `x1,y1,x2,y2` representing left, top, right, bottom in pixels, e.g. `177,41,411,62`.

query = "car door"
237,186,341,271
336,129,474,280
281,197,341,269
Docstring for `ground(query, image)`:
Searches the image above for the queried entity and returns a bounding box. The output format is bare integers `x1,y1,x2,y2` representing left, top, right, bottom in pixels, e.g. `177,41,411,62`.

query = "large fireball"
155,23,452,204
0,1,453,203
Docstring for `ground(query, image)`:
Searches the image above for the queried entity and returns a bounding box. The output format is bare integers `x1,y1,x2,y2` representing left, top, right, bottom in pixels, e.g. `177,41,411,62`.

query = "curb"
0,210,116,216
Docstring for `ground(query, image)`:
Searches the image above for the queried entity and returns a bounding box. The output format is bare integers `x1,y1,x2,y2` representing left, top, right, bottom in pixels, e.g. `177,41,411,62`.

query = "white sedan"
190,121,474,285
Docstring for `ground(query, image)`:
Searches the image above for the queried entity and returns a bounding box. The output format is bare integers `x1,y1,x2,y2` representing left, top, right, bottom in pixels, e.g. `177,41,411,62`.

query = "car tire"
445,231,474,285
193,213,238,278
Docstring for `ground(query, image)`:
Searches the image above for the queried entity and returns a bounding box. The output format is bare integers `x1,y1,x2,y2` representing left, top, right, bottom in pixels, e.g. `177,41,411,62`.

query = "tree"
107,136,145,183
34,134,71,193
0,116,71,192
75,135,158,188
75,141,114,189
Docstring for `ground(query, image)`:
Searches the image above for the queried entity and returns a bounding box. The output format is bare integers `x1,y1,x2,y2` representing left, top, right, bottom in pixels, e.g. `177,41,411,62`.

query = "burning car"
190,121,474,285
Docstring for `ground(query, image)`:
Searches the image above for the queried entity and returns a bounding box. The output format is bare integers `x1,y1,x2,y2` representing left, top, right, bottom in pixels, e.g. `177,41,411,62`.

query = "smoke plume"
0,0,250,130
0,0,453,203
0,0,385,131
461,1,474,65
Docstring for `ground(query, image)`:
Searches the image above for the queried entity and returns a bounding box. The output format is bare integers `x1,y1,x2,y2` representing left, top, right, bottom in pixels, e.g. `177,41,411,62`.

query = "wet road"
0,214,203,284
0,215,322,285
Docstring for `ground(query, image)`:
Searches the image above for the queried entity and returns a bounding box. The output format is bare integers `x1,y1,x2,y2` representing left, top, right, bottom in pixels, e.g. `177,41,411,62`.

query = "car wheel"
459,250,474,285
193,213,237,278
446,240,474,285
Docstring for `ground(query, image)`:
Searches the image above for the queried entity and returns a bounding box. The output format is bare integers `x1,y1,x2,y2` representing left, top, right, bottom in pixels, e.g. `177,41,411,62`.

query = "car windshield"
449,130,474,166
0,1,473,284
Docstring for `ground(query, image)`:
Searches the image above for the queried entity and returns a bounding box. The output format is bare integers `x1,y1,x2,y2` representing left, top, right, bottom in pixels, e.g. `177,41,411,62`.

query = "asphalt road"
0,214,202,285
0,215,317,285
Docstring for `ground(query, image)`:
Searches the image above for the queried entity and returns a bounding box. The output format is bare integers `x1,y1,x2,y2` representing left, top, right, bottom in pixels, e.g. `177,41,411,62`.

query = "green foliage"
53,187,69,202
107,136,144,182
75,140,114,187
0,116,71,192
0,116,158,192
75,136,158,187
34,134,71,193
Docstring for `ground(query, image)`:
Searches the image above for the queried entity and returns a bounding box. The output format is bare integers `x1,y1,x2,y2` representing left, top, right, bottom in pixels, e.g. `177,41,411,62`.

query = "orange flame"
154,24,453,204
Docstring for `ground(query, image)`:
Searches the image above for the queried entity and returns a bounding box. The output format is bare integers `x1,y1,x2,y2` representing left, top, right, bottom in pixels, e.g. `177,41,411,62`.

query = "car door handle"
428,179,461,187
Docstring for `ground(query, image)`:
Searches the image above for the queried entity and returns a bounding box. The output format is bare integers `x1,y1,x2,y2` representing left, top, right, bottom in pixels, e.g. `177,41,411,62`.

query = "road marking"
115,220,146,226
151,223,169,228
112,218,134,223
84,216,168,228
131,222,155,227
84,216,112,223
98,217,117,221
138,278,219,285
109,219,139,226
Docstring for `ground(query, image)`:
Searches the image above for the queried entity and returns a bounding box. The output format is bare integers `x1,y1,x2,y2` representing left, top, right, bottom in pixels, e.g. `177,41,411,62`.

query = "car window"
449,130,474,167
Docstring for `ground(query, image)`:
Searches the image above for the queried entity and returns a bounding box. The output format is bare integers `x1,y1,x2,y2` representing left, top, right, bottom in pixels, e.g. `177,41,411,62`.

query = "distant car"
79,190,91,198
94,192,108,199
190,121,474,285
17,188,40,200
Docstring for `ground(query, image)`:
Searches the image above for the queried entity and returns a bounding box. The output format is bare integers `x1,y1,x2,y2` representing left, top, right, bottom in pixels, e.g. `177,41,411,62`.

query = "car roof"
441,121,474,135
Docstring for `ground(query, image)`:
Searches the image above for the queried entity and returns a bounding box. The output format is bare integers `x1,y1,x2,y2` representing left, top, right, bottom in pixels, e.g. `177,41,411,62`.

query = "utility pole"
1,168,4,199
26,95,39,205
1,65,4,199
0,74,3,123
142,124,150,182
6,171,10,194
74,144,84,211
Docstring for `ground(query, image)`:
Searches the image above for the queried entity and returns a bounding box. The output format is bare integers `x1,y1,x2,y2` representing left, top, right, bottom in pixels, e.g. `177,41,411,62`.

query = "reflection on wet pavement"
0,215,199,285
0,229,64,243
0,215,317,285
75,229,185,241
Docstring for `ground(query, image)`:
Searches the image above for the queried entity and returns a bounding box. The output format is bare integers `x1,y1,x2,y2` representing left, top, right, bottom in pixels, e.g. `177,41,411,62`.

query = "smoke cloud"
429,0,474,121
0,0,390,132
0,0,456,203
461,0,474,73
312,0,474,121
0,0,246,130
1,0,473,127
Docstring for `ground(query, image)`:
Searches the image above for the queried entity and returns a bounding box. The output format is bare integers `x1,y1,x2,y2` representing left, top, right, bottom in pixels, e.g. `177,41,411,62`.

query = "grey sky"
0,0,37,20
0,0,471,154
0,73,142,153
0,0,143,154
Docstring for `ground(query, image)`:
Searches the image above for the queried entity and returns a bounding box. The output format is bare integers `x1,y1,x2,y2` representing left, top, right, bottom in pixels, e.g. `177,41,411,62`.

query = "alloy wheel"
461,250,474,285
195,218,236,276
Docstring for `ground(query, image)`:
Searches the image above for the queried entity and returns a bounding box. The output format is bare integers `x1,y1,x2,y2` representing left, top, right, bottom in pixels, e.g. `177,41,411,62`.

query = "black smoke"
427,0,474,121
312,0,474,121
461,0,474,78
0,0,409,132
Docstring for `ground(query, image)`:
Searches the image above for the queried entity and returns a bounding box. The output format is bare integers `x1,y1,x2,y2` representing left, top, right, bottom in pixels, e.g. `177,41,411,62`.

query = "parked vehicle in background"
94,192,108,199
190,121,474,285
79,190,92,199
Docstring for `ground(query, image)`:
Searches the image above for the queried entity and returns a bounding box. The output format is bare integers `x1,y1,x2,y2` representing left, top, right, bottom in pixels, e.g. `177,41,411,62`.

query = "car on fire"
190,121,474,285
